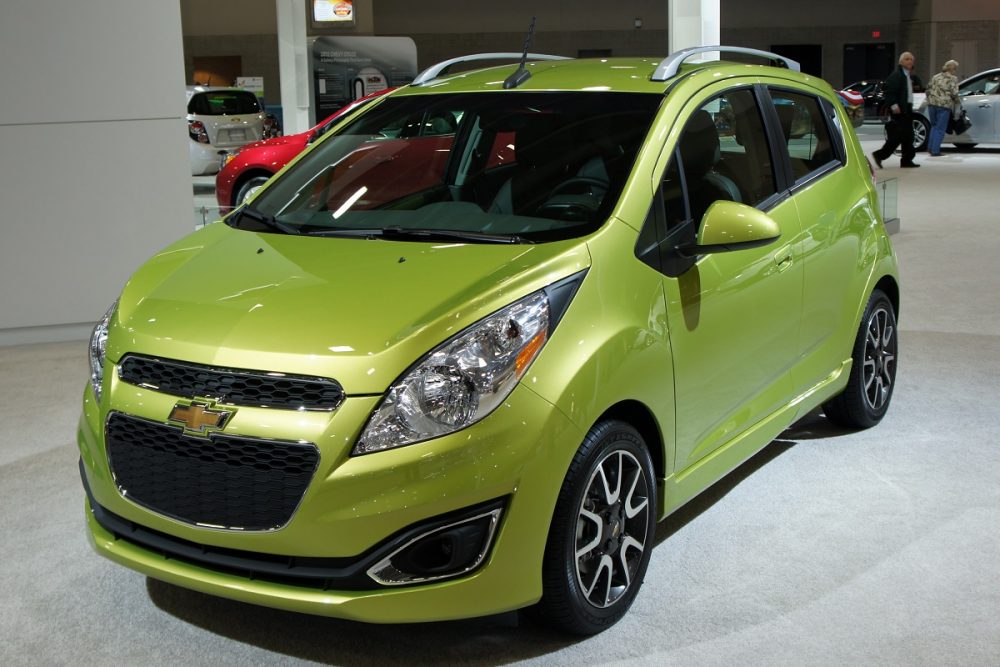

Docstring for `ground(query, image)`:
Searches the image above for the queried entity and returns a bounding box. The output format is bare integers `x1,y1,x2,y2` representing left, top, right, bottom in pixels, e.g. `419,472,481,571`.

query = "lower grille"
105,412,319,531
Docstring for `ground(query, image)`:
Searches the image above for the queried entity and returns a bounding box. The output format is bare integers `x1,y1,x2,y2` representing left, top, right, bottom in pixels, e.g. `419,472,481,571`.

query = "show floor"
2,131,999,665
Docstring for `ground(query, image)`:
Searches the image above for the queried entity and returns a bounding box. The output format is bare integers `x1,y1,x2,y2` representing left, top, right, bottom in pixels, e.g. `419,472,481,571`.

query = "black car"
841,79,931,151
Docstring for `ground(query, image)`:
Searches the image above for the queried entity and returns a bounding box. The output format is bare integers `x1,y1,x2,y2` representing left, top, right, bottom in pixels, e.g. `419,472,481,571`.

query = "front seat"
488,116,573,216
678,109,742,222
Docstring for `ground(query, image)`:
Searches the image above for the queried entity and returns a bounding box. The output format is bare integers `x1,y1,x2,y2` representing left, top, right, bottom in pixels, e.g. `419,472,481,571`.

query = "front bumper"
78,377,583,623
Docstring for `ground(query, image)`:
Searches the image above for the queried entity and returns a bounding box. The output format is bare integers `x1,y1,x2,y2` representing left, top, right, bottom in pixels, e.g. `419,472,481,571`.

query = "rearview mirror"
676,200,781,257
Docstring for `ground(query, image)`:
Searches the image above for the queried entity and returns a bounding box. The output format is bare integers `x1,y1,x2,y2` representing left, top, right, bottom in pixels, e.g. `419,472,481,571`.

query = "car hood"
109,223,590,394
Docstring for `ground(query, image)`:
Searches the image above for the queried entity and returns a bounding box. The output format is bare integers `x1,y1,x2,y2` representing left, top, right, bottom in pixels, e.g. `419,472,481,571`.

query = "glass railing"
875,177,899,234
194,205,225,229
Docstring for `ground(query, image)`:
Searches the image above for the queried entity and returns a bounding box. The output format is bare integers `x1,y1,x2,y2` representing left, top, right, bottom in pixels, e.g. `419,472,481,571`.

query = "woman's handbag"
948,107,972,135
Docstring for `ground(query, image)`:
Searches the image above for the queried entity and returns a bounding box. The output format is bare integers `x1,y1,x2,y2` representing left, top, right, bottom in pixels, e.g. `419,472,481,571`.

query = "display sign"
309,36,417,123
235,76,265,98
313,0,354,24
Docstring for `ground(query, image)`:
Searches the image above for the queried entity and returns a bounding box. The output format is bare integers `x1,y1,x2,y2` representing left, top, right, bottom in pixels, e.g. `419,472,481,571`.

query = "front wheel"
233,174,271,208
912,115,930,152
534,420,656,635
823,289,898,428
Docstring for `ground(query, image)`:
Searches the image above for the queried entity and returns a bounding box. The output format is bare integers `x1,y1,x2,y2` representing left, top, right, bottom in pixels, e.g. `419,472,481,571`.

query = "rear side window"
188,91,261,116
768,89,840,182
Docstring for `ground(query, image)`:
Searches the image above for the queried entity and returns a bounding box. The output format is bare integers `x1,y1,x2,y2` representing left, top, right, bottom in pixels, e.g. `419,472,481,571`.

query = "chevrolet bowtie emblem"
168,400,233,435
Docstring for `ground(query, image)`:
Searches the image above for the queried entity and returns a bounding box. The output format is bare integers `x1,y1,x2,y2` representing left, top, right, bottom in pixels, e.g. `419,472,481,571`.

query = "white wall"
0,1,192,345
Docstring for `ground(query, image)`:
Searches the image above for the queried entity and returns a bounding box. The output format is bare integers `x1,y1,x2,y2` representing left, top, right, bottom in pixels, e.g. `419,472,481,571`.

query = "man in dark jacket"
873,52,922,168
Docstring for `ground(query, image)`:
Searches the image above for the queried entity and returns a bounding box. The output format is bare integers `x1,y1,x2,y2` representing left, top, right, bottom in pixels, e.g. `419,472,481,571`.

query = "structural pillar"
669,0,721,57
276,0,311,134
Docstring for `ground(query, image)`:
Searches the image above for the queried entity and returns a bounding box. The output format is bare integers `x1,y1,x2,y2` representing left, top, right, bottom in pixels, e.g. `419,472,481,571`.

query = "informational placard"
309,36,417,123
235,76,265,98
313,0,354,24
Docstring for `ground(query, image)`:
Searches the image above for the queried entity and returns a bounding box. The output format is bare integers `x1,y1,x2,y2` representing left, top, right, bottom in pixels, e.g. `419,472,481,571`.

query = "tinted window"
188,91,262,116
959,71,1000,96
243,92,661,243
768,89,839,181
674,89,777,224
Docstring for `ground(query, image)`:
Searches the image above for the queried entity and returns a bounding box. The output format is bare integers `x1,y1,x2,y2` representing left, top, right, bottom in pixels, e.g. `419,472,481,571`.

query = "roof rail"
651,46,800,82
411,52,571,86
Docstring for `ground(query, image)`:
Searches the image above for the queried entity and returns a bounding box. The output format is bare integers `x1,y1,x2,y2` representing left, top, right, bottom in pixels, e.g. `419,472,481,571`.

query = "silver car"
917,67,1000,150
186,86,276,175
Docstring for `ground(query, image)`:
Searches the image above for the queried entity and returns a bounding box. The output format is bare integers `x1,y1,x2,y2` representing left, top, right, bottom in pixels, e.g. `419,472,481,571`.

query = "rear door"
763,87,873,395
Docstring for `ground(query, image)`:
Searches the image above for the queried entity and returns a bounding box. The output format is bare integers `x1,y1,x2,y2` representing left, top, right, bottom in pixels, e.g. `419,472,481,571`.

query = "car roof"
396,51,823,97
961,67,1000,83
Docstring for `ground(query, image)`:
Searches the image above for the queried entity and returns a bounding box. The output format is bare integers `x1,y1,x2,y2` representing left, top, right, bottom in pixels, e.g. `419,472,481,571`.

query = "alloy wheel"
574,449,650,609
862,305,896,411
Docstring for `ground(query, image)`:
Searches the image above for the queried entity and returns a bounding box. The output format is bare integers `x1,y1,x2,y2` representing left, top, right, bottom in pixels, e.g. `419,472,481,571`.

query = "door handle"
773,248,793,272
979,102,991,108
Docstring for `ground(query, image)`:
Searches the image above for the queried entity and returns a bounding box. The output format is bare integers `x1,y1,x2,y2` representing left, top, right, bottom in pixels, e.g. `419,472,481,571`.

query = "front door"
958,70,1000,143
656,87,804,470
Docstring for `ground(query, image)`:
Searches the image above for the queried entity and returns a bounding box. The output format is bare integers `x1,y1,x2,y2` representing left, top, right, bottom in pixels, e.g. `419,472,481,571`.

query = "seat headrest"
679,109,720,177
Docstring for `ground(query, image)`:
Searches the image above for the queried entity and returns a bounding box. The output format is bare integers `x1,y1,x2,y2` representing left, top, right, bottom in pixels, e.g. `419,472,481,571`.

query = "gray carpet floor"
1,132,998,665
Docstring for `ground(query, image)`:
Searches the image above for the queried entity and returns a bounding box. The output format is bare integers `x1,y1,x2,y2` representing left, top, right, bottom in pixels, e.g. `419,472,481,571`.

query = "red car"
216,89,394,211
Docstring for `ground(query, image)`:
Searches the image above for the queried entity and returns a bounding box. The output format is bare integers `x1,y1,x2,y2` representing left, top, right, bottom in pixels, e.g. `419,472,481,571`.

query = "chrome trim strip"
366,508,503,585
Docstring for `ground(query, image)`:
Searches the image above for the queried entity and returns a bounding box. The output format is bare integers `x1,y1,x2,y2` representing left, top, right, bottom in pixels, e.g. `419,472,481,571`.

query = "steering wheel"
548,176,609,197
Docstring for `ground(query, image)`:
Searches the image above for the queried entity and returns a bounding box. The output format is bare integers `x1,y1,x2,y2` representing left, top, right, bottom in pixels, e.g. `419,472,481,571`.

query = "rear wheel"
823,289,898,428
534,420,656,635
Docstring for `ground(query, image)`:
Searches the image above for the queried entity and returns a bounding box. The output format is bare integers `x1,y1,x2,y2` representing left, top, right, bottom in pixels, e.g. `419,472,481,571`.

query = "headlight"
354,290,552,455
89,301,117,401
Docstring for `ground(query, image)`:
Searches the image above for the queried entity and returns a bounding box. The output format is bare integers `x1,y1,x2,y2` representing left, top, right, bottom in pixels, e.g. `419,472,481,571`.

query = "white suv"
186,86,277,175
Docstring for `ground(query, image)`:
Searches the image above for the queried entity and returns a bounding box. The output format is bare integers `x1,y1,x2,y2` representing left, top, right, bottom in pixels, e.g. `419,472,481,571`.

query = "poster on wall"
313,0,355,25
309,36,418,123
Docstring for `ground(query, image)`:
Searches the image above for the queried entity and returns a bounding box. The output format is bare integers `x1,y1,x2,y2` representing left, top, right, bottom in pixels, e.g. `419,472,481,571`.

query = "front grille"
106,412,319,531
118,354,344,410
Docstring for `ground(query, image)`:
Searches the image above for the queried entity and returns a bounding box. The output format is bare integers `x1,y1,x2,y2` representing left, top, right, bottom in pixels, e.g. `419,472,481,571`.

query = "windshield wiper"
231,206,300,235
307,226,531,244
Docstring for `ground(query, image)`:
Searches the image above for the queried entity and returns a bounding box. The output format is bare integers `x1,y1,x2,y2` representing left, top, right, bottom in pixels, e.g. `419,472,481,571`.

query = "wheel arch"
595,400,666,488
873,274,900,320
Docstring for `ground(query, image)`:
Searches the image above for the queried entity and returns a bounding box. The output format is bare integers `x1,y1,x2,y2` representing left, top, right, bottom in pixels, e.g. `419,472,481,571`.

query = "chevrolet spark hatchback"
80,47,899,635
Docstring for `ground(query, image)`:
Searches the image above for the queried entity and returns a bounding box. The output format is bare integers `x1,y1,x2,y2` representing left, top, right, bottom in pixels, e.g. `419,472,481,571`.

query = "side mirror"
676,200,781,257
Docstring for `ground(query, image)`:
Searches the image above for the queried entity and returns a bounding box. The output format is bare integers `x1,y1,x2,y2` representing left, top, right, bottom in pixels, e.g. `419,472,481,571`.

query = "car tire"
823,289,898,429
912,114,930,152
233,175,271,208
533,419,656,635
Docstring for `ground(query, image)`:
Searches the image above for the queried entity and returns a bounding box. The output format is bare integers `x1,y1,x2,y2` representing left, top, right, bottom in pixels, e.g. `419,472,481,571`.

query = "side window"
959,72,1000,96
673,89,778,224
768,89,840,181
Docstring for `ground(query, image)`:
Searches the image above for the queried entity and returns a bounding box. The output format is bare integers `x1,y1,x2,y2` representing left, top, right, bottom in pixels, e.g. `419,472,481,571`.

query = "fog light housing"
367,505,503,586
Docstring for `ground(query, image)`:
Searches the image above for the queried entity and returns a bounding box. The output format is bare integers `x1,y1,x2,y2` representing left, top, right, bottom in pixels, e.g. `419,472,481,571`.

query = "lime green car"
79,47,899,634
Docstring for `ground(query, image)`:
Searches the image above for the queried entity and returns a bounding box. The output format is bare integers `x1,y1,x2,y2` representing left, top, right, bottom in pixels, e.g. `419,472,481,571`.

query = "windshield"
238,91,661,243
